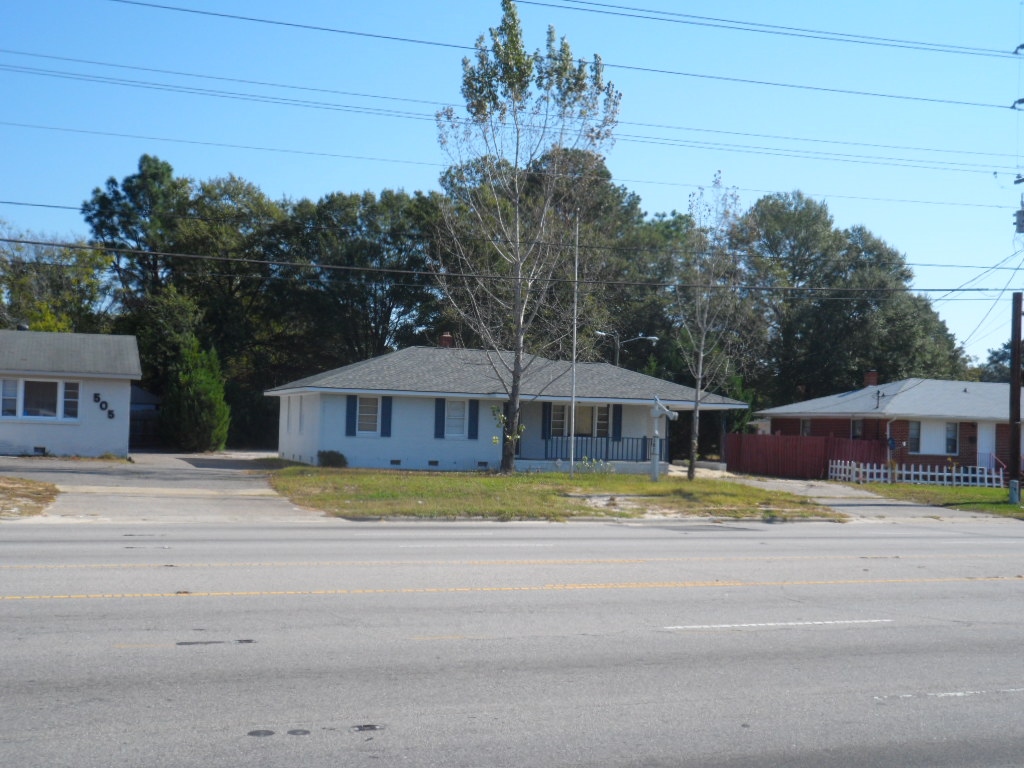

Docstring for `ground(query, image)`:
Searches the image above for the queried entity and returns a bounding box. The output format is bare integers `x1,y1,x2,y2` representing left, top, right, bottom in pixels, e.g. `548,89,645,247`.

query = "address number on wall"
93,392,116,419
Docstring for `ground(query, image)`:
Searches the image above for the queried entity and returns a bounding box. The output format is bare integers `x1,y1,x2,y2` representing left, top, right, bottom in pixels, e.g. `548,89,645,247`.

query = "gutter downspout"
886,418,897,483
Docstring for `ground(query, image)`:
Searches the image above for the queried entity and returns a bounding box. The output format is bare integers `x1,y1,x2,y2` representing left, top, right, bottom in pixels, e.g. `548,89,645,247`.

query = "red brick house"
756,375,1015,473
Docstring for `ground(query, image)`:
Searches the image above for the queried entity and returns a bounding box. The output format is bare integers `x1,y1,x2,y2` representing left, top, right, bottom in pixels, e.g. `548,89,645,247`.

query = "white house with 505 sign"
0,329,141,458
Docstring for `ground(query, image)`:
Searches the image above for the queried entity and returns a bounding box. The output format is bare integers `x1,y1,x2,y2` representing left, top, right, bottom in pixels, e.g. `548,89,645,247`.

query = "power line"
520,0,1015,59
1,236,1018,295
3,48,1014,165
0,109,1012,185
98,0,1010,111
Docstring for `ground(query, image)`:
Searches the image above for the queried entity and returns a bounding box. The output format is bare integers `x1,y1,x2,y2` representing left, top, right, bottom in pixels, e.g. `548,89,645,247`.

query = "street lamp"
595,330,658,367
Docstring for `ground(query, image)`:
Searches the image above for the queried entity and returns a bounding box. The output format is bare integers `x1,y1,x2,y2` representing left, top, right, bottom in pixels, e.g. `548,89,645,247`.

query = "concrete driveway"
0,451,326,524
733,475,1020,524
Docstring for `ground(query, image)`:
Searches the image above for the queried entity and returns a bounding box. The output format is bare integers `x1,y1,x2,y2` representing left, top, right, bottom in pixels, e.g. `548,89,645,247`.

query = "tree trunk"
687,404,700,481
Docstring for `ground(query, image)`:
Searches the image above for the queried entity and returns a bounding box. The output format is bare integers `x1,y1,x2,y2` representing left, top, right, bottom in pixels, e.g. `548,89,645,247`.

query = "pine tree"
160,335,230,451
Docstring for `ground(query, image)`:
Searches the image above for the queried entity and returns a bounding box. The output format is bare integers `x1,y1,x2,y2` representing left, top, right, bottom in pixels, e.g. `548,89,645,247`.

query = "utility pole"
1010,292,1022,503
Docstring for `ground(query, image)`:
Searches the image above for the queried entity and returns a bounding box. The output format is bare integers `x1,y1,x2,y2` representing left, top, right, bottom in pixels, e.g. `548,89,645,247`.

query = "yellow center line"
1,575,1020,601
2,553,1021,570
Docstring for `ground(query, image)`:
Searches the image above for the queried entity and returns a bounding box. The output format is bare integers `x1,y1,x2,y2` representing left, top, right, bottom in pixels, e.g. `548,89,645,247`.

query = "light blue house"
266,346,746,472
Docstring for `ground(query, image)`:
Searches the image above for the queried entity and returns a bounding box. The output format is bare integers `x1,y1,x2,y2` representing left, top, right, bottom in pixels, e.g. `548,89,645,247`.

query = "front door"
977,422,996,469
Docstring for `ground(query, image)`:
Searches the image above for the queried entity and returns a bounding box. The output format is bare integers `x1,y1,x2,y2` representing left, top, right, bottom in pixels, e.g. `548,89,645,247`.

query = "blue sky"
2,0,1022,364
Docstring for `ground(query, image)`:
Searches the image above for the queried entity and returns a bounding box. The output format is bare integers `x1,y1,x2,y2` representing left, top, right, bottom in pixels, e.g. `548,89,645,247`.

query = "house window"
0,379,81,420
908,421,921,453
800,419,811,437
575,405,594,436
851,419,863,439
446,400,467,437
551,404,611,437
357,396,379,434
63,382,79,419
551,404,567,437
1,379,16,417
945,422,958,454
24,381,58,417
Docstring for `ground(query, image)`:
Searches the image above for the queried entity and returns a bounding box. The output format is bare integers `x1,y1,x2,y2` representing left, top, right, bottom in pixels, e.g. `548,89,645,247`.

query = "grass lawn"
0,476,58,519
858,482,1024,521
268,467,843,522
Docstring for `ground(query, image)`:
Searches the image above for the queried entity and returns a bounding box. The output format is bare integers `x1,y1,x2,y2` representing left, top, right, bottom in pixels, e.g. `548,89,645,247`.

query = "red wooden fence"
724,434,888,479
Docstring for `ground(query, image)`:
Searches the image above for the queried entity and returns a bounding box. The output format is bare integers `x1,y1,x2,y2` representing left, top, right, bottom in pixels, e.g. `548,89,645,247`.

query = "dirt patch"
0,476,59,519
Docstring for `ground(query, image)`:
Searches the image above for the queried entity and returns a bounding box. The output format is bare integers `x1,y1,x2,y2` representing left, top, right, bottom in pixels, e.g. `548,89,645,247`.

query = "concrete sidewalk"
0,451,326,524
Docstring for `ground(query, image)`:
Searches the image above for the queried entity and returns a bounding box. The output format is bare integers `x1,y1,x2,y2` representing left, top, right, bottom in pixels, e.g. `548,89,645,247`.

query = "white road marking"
664,619,893,630
875,687,1024,702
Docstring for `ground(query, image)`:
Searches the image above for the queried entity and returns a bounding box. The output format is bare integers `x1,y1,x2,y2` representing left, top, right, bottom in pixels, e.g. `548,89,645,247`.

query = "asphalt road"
2,455,1024,767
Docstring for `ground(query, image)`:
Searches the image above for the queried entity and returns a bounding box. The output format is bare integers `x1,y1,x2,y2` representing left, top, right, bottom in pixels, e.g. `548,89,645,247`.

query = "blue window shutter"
468,399,479,440
612,404,623,441
434,398,445,439
541,402,552,440
345,395,357,436
381,396,392,437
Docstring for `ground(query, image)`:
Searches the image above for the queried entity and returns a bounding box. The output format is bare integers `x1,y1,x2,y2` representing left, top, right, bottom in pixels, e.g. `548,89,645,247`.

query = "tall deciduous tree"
270,189,442,368
435,0,621,471
82,154,191,311
735,192,966,404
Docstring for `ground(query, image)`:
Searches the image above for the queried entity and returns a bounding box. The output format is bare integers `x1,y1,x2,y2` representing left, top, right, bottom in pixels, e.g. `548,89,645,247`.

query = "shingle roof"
757,378,1012,421
0,330,142,379
266,347,747,410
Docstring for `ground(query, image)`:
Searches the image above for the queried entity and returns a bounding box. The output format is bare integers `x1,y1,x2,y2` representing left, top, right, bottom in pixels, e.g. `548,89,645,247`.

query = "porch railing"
540,436,664,463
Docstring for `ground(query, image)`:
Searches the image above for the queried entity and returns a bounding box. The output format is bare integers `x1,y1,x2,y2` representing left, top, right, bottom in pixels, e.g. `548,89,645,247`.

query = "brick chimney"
439,332,454,348
863,369,879,387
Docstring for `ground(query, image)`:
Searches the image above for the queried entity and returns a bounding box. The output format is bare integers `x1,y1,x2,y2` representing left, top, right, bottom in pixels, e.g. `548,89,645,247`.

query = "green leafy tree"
82,154,192,311
115,286,202,397
978,340,1012,383
160,335,230,452
735,192,966,404
435,0,621,471
0,223,110,332
269,189,442,369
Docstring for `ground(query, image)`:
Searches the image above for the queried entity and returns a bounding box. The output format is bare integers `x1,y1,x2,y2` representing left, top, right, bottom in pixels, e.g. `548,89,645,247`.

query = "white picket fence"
829,460,1005,488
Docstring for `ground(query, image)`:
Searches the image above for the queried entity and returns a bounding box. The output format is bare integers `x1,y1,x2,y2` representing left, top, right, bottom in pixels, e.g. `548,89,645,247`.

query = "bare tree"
672,175,752,480
435,0,620,471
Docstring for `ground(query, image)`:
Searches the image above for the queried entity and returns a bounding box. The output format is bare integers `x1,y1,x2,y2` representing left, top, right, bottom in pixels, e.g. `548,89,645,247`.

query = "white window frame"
945,422,958,455
551,403,611,438
445,399,467,438
551,404,568,437
1,379,16,417
0,378,82,421
908,421,921,453
357,396,380,436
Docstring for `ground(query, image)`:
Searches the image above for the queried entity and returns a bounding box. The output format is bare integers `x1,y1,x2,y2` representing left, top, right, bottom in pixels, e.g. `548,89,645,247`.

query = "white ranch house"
266,346,747,473
0,330,141,458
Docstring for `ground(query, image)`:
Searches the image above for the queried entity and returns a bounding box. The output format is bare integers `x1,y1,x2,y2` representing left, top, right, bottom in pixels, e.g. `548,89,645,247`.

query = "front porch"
512,436,670,475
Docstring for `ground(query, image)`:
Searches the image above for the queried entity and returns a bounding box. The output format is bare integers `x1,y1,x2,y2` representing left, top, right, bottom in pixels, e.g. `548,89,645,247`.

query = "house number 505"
93,392,116,419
